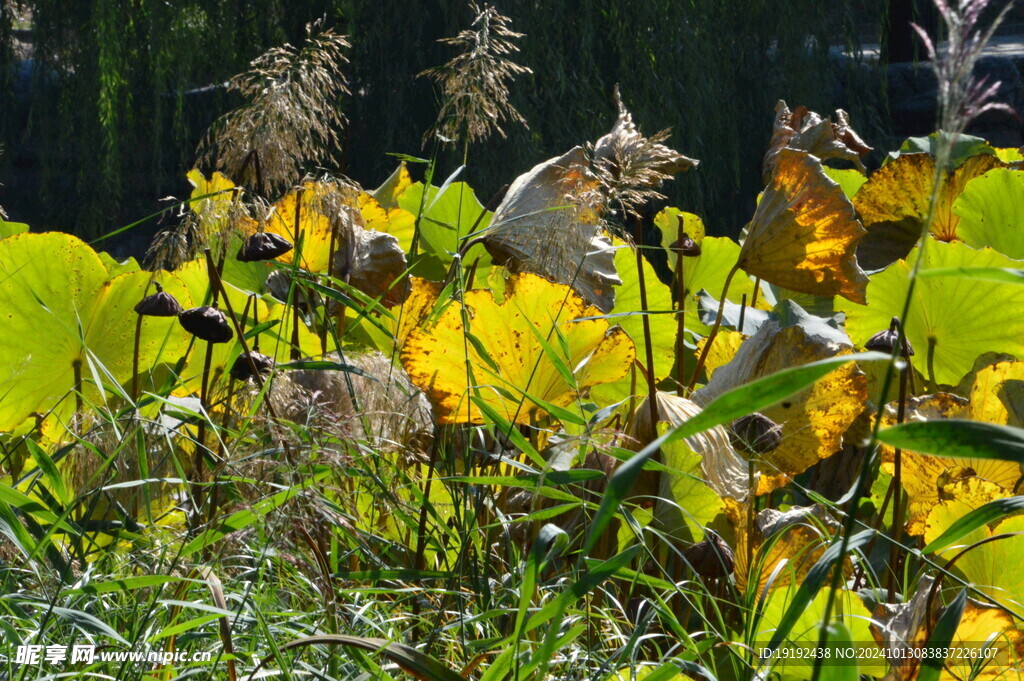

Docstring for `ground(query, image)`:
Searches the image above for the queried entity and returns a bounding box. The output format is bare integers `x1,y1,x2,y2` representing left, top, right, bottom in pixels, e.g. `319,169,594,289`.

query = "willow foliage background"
0,0,884,246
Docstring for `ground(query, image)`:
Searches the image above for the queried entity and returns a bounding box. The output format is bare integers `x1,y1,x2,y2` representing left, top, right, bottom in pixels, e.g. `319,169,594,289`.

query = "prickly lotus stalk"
179,306,233,343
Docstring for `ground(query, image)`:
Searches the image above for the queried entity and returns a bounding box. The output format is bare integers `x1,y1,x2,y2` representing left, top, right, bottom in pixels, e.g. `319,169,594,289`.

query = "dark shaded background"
1,1,1022,258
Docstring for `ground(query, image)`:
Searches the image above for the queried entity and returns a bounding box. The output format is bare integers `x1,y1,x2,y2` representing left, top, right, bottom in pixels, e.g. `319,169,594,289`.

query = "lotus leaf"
695,301,868,494
763,100,871,181
0,219,28,239
838,240,1024,386
879,393,1022,535
853,153,1004,269
481,147,618,310
398,180,494,282
874,574,1024,681
401,273,634,424
670,236,758,337
654,208,705,252
953,167,1024,258
739,148,869,304
592,90,698,179
0,233,191,430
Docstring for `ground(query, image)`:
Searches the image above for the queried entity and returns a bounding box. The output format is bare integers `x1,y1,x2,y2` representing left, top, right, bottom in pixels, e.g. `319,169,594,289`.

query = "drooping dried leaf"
630,392,751,509
332,227,409,306
727,501,842,596
739,148,869,304
853,152,1005,269
483,147,620,311
763,100,872,181
873,576,1024,681
694,301,868,494
401,273,634,424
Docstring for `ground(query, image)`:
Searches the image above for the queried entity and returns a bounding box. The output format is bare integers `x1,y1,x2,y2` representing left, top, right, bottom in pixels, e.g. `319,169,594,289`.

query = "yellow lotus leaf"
738,148,869,304
727,501,843,596
694,301,868,494
358,192,416,254
655,208,705,257
694,330,744,380
401,273,635,425
874,577,1024,681
971,360,1024,428
853,153,1004,269
186,169,236,212
880,393,1022,535
372,162,413,209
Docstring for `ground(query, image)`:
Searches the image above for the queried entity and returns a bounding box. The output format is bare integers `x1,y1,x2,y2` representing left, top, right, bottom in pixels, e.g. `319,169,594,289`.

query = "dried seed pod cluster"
178,306,233,343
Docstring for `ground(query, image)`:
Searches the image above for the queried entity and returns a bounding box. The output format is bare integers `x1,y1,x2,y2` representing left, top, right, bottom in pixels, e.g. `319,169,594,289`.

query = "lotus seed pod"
237,232,293,262
865,316,915,357
134,289,183,317
668,232,702,257
230,351,275,381
178,306,233,343
729,412,783,457
683,532,735,580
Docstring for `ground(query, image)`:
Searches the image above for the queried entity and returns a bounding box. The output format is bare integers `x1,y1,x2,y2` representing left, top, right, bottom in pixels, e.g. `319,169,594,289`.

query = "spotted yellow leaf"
401,273,635,424
739,148,869,304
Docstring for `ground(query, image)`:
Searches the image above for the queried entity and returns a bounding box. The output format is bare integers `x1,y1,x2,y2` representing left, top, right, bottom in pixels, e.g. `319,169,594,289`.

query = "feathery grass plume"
198,22,350,196
588,87,698,223
421,2,532,146
913,0,1017,136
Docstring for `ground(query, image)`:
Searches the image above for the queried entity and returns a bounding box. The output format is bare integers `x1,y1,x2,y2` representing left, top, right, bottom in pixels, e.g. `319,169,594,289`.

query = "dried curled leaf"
332,226,409,306
630,391,751,506
483,147,621,311
853,152,1005,269
401,273,634,424
763,100,872,181
873,575,1024,681
694,301,868,494
739,148,869,304
726,501,842,596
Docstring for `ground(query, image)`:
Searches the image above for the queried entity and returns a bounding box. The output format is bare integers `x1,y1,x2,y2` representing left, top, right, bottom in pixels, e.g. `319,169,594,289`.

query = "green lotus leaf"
953,167,1024,259
397,181,493,280
893,131,996,167
657,422,724,543
656,207,705,252
822,167,867,199
838,240,1024,386
0,232,191,430
0,219,28,239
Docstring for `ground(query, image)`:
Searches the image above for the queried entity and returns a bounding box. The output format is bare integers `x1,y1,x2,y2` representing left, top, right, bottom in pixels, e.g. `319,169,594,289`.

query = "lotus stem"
633,217,659,424
291,188,305,361
737,293,747,336
887,360,910,602
72,358,83,414
688,264,740,392
751,276,761,308
131,313,144,407
675,216,686,393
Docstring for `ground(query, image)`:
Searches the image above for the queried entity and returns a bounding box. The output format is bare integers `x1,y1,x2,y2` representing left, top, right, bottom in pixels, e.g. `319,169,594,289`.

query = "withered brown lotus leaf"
483,147,621,311
332,227,410,307
739,148,870,304
593,89,698,179
763,100,872,182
